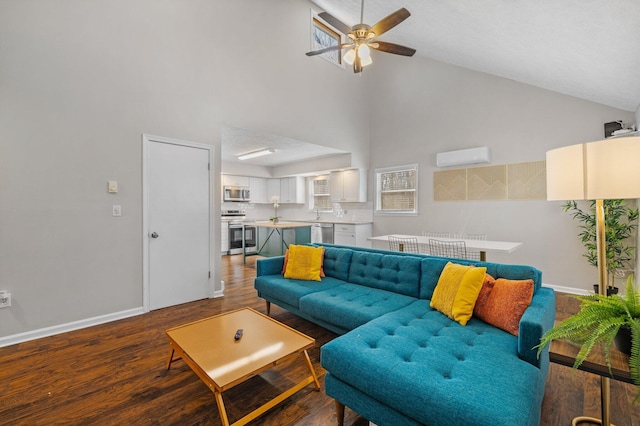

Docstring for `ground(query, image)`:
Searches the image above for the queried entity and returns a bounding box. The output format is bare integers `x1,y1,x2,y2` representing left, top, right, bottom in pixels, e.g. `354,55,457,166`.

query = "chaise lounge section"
254,244,556,426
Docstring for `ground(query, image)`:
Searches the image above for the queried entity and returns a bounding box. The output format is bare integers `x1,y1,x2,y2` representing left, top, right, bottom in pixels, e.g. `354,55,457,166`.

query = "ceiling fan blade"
372,41,416,57
306,44,347,57
368,8,411,38
318,11,352,36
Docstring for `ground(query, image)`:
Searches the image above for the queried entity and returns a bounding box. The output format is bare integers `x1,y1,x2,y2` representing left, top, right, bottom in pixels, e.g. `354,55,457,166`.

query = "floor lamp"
546,136,640,426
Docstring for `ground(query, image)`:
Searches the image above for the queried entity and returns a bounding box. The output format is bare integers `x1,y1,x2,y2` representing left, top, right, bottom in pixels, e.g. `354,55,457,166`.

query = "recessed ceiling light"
237,148,276,160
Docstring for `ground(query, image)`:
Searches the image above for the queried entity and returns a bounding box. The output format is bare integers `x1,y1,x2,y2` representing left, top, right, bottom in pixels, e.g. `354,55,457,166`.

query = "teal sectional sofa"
254,244,556,426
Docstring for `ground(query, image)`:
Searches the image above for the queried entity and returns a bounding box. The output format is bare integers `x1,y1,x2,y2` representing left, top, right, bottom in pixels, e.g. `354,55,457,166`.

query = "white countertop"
284,219,373,225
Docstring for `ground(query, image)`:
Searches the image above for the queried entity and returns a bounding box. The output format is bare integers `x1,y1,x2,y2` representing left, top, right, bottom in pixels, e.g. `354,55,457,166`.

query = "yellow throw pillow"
431,262,486,325
283,245,323,281
281,247,325,277
451,266,487,325
430,262,473,318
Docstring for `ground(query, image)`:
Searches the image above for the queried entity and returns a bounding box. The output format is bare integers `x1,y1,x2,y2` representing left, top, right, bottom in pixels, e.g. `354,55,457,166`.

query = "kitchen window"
375,164,418,215
310,176,332,211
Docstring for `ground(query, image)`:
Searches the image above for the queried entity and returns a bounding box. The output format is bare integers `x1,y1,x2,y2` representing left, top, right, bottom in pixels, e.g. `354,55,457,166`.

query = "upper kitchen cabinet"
331,169,367,202
280,177,305,204
267,179,281,201
249,177,267,204
222,175,250,187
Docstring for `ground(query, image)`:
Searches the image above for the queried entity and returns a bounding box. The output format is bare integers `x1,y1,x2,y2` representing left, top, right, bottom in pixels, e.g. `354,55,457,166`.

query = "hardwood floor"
0,254,638,425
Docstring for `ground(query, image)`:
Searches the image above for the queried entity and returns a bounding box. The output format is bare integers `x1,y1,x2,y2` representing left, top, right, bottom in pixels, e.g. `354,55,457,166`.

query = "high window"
311,15,342,66
375,164,418,215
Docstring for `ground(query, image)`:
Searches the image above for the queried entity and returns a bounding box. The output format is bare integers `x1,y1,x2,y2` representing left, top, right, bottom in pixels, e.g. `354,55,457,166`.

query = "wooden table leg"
214,390,231,426
166,348,175,370
303,350,321,390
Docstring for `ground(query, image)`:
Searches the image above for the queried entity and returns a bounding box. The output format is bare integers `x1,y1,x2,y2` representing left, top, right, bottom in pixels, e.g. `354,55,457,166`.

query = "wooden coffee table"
166,307,320,426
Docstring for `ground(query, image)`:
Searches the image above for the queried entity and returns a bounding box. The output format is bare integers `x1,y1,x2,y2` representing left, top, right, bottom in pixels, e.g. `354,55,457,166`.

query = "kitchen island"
248,221,312,261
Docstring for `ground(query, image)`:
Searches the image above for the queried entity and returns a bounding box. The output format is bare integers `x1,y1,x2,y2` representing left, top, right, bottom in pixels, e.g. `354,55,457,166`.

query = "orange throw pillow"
473,278,534,336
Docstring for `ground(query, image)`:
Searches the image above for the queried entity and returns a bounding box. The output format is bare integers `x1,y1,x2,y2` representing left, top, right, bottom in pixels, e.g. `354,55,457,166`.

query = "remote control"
234,329,243,341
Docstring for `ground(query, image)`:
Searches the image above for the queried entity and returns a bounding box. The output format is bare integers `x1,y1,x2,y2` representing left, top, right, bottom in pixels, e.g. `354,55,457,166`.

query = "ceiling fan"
306,0,416,73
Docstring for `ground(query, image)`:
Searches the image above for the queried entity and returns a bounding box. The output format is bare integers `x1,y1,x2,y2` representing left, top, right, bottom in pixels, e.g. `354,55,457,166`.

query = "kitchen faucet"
314,206,320,220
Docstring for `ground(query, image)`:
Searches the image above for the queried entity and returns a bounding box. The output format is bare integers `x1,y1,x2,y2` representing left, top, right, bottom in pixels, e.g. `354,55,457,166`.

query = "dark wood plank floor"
0,254,638,425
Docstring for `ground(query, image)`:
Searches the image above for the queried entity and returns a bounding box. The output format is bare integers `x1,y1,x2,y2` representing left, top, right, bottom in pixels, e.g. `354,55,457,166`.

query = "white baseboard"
0,307,145,348
542,283,590,296
0,283,586,349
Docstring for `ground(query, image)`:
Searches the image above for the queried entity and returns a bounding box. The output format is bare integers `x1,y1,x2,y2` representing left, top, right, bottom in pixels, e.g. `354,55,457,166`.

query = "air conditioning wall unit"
436,147,491,168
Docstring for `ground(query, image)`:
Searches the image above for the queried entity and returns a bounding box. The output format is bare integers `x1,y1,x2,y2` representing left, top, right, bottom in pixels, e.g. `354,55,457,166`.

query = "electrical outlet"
0,291,11,308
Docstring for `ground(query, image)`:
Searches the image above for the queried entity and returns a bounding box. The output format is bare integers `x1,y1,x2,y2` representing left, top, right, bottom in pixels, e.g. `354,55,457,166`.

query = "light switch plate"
113,205,122,217
108,180,118,193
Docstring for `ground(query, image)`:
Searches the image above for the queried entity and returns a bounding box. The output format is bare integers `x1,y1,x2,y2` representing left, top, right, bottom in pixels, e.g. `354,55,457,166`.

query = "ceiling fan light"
361,55,373,67
357,44,371,59
343,48,356,65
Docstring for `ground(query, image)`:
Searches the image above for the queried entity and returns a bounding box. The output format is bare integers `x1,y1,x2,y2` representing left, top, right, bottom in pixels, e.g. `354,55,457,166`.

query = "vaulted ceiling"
312,0,640,112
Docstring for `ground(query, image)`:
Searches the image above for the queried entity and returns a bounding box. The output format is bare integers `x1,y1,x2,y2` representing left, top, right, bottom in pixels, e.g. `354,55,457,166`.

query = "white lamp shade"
546,136,640,200
343,48,356,65
358,44,371,59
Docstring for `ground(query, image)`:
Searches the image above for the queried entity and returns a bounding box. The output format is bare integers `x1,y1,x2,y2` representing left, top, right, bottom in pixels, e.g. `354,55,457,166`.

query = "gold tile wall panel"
433,169,466,201
434,160,546,201
507,161,547,200
467,165,507,200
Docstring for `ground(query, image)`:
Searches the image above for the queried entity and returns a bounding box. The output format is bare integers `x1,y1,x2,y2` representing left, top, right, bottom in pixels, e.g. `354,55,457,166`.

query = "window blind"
376,166,418,214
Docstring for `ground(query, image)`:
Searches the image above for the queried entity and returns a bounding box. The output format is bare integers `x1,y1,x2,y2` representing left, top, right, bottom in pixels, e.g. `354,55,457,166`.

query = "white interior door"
145,136,211,311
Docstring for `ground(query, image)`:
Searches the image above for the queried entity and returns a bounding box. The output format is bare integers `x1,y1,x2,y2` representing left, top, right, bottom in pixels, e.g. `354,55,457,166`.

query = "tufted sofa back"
318,244,542,301
322,246,353,281
419,257,542,299
347,251,422,298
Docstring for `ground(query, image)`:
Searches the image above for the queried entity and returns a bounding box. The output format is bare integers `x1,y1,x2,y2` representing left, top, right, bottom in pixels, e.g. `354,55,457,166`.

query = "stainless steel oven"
228,222,256,255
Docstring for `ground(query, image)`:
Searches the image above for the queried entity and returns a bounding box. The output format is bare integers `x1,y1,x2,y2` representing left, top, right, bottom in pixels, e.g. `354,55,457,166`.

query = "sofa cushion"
254,275,343,308
321,300,542,426
299,284,416,331
348,251,422,298
322,246,353,281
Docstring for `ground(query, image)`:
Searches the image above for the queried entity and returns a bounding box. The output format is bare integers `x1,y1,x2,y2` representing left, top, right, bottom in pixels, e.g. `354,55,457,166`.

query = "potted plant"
537,275,640,400
563,199,639,294
269,195,280,223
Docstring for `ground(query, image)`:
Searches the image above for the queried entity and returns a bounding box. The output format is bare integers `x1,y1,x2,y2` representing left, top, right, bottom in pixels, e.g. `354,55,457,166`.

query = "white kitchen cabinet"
249,177,267,204
221,221,229,254
333,223,372,247
223,175,250,187
266,179,281,202
280,177,305,203
330,169,367,202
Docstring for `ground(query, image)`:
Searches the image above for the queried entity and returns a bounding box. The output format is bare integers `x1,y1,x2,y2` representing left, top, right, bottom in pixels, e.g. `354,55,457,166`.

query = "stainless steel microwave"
223,186,250,202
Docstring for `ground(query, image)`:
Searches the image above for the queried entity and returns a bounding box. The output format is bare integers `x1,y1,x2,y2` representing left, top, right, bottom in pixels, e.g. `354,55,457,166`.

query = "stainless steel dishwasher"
311,223,334,244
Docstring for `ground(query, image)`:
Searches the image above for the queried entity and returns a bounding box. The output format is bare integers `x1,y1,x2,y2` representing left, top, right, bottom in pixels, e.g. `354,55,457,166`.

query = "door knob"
151,232,159,238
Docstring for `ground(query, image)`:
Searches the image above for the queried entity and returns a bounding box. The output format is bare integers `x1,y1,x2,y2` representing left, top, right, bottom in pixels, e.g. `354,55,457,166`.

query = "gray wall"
367,55,635,291
1,0,637,341
0,0,368,339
